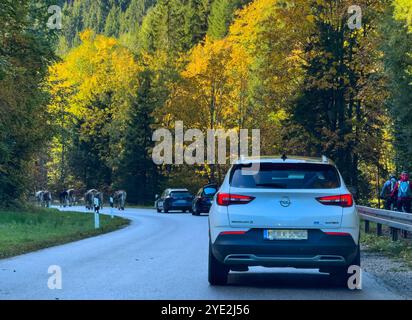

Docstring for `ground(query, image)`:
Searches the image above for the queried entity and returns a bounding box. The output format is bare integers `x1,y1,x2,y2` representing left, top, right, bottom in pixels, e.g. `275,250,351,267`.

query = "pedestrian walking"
380,174,397,210
392,171,412,213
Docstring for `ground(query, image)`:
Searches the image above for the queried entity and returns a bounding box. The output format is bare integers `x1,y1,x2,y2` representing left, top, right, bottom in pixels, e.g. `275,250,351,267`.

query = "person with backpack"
380,174,397,210
391,171,412,213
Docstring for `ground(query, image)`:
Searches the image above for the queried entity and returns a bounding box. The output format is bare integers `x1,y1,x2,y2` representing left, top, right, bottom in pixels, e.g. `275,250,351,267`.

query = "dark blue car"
156,188,194,213
191,184,218,216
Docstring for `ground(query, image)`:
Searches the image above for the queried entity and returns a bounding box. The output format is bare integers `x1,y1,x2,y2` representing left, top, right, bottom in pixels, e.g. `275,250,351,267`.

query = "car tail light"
219,231,247,235
324,232,351,236
316,194,353,207
216,193,255,206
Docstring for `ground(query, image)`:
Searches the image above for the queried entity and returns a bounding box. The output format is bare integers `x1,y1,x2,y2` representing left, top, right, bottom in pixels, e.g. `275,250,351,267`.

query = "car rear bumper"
168,204,192,210
198,202,212,213
212,229,358,268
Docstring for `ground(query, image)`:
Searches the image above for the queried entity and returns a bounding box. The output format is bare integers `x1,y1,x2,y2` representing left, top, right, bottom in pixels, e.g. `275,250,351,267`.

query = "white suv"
208,156,360,286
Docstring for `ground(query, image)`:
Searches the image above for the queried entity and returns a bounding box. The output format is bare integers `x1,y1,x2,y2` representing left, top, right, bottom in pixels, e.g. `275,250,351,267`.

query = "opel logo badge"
280,196,291,207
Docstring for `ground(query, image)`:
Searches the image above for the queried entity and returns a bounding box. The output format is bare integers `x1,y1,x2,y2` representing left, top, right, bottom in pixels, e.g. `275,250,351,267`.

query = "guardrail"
357,205,412,241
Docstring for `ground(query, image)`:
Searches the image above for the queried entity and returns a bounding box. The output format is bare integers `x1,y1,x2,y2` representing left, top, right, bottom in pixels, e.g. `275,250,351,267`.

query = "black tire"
156,207,161,213
164,207,169,213
208,241,229,285
330,244,361,288
192,205,200,216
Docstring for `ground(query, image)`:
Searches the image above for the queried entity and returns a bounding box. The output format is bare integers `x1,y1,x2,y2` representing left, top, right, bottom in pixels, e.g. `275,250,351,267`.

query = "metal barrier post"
364,220,370,233
390,227,398,241
377,223,382,236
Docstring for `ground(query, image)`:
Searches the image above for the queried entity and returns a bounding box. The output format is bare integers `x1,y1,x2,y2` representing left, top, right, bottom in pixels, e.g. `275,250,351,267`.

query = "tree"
184,0,211,45
289,0,389,199
117,69,162,203
121,0,156,34
105,5,121,37
48,30,141,191
0,0,58,206
207,0,252,40
382,0,412,172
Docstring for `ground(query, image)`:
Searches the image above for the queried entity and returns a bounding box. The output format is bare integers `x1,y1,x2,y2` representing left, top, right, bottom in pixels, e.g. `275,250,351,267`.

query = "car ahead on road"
208,156,360,286
192,184,218,216
156,188,194,213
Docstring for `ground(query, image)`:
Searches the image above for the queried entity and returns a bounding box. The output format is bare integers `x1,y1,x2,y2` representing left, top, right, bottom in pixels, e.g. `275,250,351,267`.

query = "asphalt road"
0,207,406,300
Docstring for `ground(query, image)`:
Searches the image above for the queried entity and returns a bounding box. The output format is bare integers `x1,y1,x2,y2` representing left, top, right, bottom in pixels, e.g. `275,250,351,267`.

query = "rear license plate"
264,229,308,240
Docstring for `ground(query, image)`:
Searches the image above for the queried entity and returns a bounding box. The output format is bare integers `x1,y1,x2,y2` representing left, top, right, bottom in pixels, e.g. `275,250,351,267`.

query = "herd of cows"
35,189,127,211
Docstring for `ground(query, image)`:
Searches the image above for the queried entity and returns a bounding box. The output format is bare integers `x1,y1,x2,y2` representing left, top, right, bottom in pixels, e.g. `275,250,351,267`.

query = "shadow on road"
226,271,347,289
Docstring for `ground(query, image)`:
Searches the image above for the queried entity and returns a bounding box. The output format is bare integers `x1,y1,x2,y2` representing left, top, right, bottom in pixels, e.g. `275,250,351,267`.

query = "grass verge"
0,207,130,259
361,221,412,269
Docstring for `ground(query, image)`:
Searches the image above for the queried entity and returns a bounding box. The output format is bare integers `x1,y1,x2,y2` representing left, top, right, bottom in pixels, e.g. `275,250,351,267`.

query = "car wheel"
156,207,161,213
164,207,169,213
192,205,200,216
208,241,229,286
329,244,361,288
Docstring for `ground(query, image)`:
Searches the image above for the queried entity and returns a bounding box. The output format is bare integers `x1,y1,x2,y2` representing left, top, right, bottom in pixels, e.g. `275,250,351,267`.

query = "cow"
85,189,103,210
35,191,44,206
113,190,127,210
67,189,76,206
59,190,69,207
36,191,52,208
60,189,77,207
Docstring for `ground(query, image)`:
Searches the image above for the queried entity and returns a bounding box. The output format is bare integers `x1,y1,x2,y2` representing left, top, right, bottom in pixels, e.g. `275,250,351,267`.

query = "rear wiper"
255,183,288,188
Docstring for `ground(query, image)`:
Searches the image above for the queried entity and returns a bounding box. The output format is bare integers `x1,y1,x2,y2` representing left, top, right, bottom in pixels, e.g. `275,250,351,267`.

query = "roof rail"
321,155,329,163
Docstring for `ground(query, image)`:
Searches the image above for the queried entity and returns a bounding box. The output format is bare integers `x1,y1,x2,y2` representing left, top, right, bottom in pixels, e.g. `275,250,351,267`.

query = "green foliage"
0,0,58,206
286,1,389,199
105,5,122,37
116,70,163,204
60,0,156,51
139,0,210,55
48,31,141,192
207,0,251,40
381,2,412,172
3,0,412,207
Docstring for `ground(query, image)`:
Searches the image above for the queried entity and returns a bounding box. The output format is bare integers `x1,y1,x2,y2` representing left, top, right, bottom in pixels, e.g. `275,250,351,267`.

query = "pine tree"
207,0,251,40
117,70,162,204
105,5,121,37
121,0,152,34
139,0,187,54
184,0,211,45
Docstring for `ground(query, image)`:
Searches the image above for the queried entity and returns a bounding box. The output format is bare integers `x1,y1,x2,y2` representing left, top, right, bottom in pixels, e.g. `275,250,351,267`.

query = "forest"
0,0,411,206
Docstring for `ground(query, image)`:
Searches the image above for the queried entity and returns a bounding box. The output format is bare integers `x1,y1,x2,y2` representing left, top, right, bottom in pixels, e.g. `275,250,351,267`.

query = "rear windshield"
170,191,192,198
230,163,340,189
